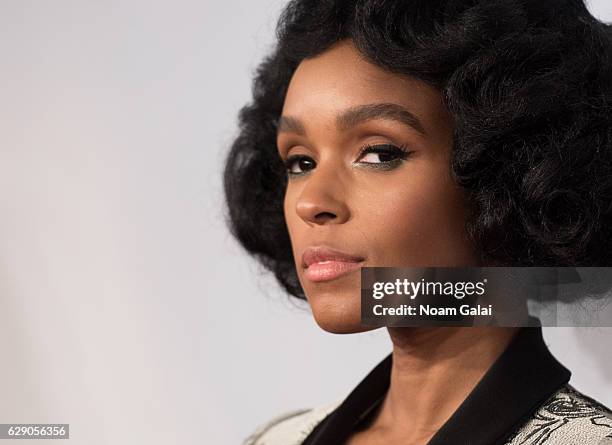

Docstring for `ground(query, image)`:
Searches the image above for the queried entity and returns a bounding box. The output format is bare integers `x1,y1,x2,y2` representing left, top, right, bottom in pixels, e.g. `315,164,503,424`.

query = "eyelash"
283,143,414,177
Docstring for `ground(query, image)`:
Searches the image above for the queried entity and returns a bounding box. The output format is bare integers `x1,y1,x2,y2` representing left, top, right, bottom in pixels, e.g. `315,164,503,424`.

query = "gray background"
0,1,610,444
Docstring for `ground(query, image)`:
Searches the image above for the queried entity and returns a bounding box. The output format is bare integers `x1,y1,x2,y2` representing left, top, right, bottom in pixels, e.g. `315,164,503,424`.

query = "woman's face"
277,39,479,334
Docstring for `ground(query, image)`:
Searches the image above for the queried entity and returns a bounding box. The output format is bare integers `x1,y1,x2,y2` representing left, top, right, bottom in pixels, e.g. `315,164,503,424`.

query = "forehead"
281,39,447,127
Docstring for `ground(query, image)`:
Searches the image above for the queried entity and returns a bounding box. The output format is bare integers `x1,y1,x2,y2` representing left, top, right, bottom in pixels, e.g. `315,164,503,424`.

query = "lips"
301,246,365,282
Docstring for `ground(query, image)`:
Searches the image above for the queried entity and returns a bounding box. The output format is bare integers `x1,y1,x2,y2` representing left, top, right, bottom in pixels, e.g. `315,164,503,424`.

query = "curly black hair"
223,0,612,301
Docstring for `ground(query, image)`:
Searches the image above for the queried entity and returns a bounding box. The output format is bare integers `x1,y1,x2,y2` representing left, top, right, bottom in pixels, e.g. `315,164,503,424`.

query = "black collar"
302,321,571,445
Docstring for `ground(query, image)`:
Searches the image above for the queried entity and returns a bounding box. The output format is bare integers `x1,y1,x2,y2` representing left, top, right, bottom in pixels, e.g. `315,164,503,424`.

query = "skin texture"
277,39,520,444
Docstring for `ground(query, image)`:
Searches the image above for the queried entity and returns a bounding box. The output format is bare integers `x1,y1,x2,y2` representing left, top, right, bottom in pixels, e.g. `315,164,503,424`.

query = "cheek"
284,188,302,226
283,193,296,237
359,168,474,266
283,189,303,256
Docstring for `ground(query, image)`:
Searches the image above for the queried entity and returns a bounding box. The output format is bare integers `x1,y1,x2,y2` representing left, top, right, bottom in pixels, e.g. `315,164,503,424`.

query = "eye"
282,143,413,178
356,143,413,166
284,155,316,177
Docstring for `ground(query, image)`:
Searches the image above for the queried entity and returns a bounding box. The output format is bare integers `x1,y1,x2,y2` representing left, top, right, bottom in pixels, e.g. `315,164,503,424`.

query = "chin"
314,318,379,334
307,290,379,334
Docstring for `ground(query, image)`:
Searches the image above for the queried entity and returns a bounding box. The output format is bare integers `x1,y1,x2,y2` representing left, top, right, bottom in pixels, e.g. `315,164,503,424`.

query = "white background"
1,1,611,444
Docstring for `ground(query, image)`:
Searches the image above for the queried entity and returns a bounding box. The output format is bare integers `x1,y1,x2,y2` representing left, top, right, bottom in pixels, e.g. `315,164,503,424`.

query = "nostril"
315,211,336,221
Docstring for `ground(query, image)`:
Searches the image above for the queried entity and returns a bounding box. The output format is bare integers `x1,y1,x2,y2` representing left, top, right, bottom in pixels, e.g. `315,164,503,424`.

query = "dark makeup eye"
355,143,413,167
282,143,413,178
284,155,317,176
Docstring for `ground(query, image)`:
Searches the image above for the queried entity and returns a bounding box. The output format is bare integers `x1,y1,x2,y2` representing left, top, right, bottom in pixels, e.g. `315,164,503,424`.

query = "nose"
295,164,350,225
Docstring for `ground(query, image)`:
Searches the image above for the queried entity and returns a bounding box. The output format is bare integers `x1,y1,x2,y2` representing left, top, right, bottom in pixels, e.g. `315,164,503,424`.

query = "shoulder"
242,397,344,445
505,383,612,445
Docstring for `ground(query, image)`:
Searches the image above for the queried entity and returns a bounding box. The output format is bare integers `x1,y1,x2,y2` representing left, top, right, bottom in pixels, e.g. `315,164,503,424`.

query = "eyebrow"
276,102,427,137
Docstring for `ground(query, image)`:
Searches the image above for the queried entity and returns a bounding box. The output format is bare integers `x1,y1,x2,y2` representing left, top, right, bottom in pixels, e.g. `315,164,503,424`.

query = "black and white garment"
243,324,612,445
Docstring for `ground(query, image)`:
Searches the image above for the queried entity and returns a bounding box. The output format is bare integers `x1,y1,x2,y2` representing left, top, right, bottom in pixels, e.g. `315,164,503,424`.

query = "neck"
372,326,520,442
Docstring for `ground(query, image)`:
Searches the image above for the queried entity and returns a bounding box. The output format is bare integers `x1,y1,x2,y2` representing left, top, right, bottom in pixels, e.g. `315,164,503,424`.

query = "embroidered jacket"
243,326,612,445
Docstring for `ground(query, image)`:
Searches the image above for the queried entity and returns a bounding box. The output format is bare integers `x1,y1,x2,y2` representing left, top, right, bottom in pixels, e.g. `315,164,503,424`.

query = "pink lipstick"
302,246,365,282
